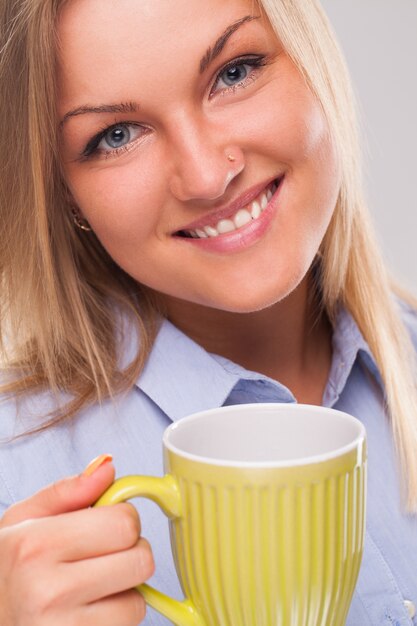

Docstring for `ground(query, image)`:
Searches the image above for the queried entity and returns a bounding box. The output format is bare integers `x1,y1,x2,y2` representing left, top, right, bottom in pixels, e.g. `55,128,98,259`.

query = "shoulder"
0,378,169,513
0,387,70,513
0,384,62,439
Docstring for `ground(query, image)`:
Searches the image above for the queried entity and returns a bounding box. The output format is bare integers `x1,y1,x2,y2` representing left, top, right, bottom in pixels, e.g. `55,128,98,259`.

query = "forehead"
56,0,269,108
57,0,265,66
57,0,261,37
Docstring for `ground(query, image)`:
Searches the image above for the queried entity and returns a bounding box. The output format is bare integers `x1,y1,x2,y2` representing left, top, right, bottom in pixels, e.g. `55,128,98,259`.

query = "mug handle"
94,475,205,626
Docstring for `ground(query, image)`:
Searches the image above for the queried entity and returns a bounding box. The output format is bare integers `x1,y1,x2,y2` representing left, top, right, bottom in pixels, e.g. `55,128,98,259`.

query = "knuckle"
40,479,66,511
8,521,44,566
25,575,64,615
27,582,51,615
116,504,141,546
131,589,147,623
136,537,155,581
0,526,69,618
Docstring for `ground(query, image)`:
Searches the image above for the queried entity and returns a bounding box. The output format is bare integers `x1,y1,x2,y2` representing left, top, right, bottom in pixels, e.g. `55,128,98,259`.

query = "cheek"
224,59,329,161
67,162,163,243
264,95,332,169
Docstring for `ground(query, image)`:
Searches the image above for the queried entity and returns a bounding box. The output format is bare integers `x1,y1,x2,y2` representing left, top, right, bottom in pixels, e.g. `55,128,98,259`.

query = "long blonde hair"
1,0,417,509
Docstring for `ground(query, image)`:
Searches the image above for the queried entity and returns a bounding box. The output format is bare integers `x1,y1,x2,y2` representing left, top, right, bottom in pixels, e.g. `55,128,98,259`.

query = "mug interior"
165,404,365,466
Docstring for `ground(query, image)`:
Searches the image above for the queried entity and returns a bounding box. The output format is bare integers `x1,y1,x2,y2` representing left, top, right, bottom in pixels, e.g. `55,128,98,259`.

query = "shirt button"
404,600,416,619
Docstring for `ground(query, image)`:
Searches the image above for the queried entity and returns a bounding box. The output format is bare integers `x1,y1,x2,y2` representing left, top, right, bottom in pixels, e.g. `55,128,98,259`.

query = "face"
57,0,340,316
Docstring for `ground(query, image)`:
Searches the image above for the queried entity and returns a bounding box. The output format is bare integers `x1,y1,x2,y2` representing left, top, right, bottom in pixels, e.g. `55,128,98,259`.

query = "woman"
0,0,416,624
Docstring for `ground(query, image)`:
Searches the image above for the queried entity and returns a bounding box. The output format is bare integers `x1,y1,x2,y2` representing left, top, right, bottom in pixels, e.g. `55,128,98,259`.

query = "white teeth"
183,179,280,239
204,225,219,237
234,209,252,228
217,219,235,234
251,200,261,219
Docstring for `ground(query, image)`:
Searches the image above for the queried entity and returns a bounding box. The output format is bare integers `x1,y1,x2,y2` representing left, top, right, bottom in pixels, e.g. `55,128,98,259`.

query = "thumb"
1,454,115,528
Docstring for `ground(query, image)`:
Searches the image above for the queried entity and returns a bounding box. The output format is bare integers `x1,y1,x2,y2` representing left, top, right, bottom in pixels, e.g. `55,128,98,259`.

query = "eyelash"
210,54,267,96
80,123,144,160
80,54,267,160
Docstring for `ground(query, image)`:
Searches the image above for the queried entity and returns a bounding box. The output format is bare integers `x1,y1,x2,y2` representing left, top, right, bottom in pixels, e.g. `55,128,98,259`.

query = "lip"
173,175,285,254
173,175,282,234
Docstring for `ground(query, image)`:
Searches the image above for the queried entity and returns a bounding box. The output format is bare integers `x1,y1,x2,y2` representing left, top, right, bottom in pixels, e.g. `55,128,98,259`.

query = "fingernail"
82,454,113,477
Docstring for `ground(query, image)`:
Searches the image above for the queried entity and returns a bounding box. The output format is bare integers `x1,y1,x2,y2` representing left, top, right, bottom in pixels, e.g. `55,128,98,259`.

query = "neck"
160,275,333,405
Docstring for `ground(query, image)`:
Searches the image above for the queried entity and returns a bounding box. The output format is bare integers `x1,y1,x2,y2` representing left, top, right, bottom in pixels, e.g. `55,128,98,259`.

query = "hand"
0,459,154,626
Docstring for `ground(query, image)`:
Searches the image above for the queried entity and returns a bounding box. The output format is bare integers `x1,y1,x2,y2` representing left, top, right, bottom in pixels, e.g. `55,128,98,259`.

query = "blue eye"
99,125,132,149
82,122,146,159
218,63,250,87
211,56,267,96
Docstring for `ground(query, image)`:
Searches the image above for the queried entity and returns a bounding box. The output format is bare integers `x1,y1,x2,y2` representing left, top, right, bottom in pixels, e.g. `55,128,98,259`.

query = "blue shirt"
1,304,417,626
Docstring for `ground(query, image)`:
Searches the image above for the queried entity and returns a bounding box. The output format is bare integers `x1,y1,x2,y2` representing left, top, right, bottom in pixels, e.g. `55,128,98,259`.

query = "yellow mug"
95,403,367,626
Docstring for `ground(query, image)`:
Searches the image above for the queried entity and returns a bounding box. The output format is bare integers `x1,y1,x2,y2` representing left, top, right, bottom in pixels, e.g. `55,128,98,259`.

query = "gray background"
321,0,417,290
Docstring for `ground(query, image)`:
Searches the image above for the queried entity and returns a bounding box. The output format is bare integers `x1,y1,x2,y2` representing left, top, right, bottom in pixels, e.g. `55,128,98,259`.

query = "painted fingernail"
82,454,113,477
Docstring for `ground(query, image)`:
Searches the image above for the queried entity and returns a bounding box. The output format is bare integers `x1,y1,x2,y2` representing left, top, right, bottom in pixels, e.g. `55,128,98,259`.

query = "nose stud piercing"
225,151,244,186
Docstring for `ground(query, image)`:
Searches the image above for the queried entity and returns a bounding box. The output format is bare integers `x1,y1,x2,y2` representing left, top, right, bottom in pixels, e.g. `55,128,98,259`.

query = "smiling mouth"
175,178,281,239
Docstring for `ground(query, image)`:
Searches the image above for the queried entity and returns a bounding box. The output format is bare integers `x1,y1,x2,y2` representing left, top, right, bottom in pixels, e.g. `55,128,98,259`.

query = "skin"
0,461,152,625
0,1,342,623
58,0,341,404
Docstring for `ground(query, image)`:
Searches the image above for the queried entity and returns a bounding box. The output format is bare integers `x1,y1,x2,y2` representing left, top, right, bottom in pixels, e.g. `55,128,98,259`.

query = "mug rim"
163,403,366,468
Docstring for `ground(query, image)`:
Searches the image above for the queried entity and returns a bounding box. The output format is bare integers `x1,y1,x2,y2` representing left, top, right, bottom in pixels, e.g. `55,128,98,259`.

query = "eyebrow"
200,15,260,74
60,101,138,128
199,15,260,73
60,15,260,127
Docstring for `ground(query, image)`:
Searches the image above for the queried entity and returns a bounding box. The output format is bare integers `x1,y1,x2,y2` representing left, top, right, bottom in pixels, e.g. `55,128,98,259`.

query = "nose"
167,115,244,202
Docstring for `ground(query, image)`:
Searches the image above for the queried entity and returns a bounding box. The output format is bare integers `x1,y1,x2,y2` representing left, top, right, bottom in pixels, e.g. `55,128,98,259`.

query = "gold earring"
227,154,236,162
71,207,92,232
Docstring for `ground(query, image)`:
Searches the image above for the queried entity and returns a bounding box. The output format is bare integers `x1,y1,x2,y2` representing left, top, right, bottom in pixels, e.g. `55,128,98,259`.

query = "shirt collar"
323,306,382,406
136,320,240,421
134,306,382,420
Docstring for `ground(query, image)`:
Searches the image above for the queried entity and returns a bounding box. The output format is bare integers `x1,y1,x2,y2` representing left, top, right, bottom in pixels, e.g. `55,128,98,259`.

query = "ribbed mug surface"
95,403,367,626
166,445,366,626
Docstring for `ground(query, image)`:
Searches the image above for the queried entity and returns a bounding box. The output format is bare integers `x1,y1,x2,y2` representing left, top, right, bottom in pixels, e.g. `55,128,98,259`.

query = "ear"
62,182,92,232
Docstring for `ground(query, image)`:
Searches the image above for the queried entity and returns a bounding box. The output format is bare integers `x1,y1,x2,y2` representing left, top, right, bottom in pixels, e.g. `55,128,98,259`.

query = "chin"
200,274,305,314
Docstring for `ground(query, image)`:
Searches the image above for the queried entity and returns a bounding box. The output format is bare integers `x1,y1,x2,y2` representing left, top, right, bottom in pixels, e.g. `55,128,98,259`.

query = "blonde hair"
259,0,417,511
0,0,158,418
1,0,417,509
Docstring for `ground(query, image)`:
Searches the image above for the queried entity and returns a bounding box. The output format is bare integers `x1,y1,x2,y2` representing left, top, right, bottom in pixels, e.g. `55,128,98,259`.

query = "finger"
1,457,115,527
59,503,141,561
67,537,155,605
62,502,141,561
4,502,141,565
81,588,146,626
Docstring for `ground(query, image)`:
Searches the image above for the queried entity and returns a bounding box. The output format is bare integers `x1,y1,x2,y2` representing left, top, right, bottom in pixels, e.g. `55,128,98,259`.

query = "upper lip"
174,174,284,234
